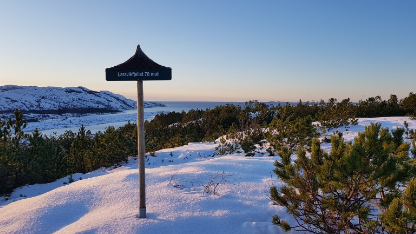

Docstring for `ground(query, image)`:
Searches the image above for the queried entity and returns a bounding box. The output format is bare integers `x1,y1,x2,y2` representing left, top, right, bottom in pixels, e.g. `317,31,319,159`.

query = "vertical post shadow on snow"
33,201,89,233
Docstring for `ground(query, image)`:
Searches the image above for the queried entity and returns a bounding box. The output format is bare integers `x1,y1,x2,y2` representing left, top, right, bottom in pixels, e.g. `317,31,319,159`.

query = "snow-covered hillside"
1,117,415,234
0,85,163,114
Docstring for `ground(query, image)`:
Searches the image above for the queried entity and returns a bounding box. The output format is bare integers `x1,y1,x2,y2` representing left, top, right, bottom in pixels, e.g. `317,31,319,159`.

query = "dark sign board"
106,69,172,81
106,45,172,81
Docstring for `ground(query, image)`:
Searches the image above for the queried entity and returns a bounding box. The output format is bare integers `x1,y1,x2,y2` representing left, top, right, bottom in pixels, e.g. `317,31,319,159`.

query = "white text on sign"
117,72,160,77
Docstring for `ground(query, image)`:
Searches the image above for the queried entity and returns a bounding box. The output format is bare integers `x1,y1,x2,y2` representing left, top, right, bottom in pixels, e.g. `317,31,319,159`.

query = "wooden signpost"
106,45,172,218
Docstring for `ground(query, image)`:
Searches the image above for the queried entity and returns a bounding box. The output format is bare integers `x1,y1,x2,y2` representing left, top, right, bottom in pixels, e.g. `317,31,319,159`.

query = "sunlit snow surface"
25,110,161,136
1,117,415,234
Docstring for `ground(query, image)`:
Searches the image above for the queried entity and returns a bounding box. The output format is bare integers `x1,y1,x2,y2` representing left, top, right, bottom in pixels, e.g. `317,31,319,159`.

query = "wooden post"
106,45,171,219
137,80,146,218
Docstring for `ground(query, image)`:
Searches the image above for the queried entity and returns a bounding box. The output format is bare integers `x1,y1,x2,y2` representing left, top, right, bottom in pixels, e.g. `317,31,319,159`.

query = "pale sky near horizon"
1,1,415,102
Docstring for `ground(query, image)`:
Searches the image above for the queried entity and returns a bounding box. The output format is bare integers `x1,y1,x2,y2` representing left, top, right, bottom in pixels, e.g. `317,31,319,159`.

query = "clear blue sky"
1,1,415,102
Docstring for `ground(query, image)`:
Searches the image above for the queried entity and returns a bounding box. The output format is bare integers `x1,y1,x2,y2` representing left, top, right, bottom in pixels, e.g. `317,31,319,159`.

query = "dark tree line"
1,92,416,196
0,111,138,196
145,101,275,153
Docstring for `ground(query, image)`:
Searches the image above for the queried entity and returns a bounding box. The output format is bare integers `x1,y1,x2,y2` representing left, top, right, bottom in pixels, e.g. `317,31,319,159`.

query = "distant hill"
0,85,164,114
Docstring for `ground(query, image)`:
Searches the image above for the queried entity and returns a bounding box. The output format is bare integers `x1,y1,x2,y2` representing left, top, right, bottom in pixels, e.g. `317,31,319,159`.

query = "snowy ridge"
0,85,163,114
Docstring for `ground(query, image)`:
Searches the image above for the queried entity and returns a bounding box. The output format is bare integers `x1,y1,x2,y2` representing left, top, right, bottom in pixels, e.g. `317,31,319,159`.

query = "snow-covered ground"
25,110,162,136
1,117,415,234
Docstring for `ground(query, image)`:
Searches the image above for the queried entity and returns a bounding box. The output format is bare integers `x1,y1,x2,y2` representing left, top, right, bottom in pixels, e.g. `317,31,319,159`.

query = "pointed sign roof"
106,45,172,81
